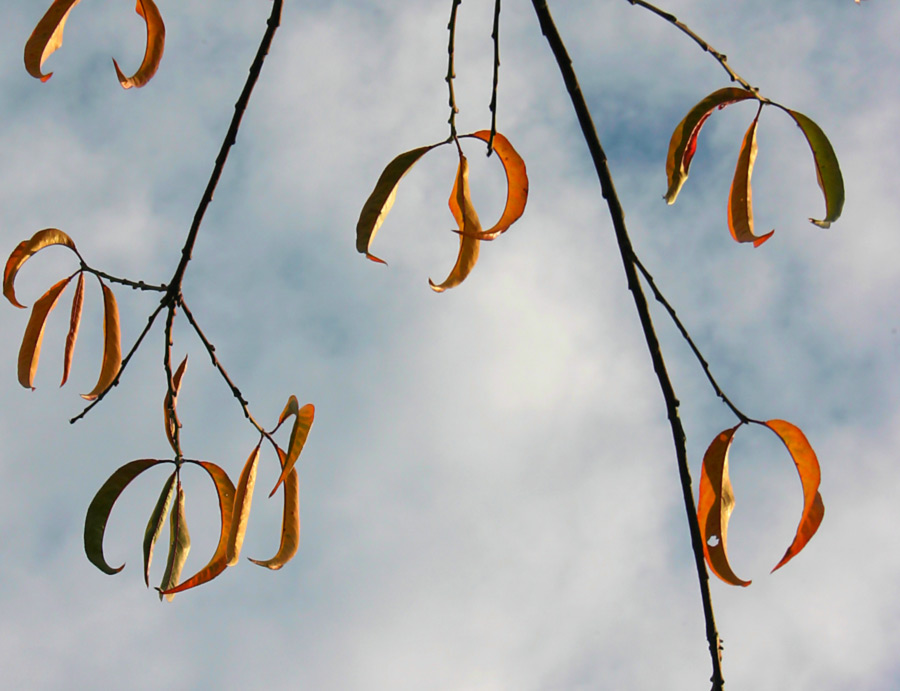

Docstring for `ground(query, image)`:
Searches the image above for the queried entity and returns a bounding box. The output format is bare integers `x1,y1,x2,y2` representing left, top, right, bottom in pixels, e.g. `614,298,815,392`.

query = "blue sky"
1,1,898,689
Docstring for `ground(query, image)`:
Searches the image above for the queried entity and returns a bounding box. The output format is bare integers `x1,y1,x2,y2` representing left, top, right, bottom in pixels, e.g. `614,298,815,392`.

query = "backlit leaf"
159,461,235,595
164,356,188,454
61,271,84,387
112,0,165,89
143,471,177,587
429,152,482,292
4,228,78,308
84,459,168,575
17,276,73,390
227,444,260,566
24,0,81,82
250,447,300,570
81,283,122,401
356,144,442,263
697,425,751,586
665,87,758,204
159,482,190,601
727,113,774,247
786,110,845,228
765,419,825,572
270,399,314,498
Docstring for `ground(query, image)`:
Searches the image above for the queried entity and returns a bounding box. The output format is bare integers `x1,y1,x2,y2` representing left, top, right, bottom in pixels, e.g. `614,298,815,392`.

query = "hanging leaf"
164,356,189,454
356,143,443,263
697,425,751,586
250,447,300,570
61,272,85,387
17,276,73,390
4,228,79,308
765,419,825,572
665,87,758,204
785,110,844,228
429,152,483,292
269,397,314,498
84,459,168,575
727,113,774,247
24,0,81,82
227,444,261,566
158,481,191,601
81,283,122,401
159,461,235,595
113,0,165,89
143,471,177,587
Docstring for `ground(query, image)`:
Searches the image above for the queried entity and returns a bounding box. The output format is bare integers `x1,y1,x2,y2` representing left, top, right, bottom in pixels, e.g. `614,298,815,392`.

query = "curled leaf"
84,459,168,575
159,461,235,595
250,447,300,570
81,283,122,401
356,144,442,263
460,131,529,239
18,276,73,390
270,397,314,498
765,419,825,572
61,272,85,387
727,113,774,247
24,0,81,82
226,445,261,566
429,152,482,292
143,471,177,587
164,356,188,454
785,110,844,228
698,425,751,586
159,482,191,601
113,0,165,89
665,87,758,204
4,228,79,308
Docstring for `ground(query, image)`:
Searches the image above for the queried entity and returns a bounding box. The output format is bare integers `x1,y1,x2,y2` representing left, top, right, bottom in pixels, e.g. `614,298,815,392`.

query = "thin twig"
529,2,724,689
487,0,501,156
446,0,463,141
80,264,167,292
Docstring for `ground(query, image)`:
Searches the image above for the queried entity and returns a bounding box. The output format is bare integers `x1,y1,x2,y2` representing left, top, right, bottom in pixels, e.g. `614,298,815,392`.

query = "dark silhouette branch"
446,0,463,141
487,0,501,156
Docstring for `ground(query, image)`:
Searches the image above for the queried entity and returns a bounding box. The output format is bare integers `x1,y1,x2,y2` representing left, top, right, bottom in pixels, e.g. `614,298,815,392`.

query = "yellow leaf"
226,444,261,566
113,0,166,89
164,356,188,454
429,152,482,292
250,447,300,570
697,425,751,586
727,113,774,247
270,400,314,498
60,271,85,387
18,276,74,390
4,228,78,308
143,471,177,587
24,0,81,82
81,283,122,401
159,481,191,602
460,131,529,239
785,110,845,228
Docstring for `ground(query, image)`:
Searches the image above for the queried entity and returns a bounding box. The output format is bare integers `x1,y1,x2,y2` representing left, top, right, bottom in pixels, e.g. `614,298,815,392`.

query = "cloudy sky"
1,1,897,689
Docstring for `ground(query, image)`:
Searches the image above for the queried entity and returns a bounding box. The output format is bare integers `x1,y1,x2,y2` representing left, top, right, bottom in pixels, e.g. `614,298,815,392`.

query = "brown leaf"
18,276,73,390
4,228,78,308
250,447,300,570
24,0,81,82
81,283,122,401
226,444,261,566
270,398,314,498
164,356,189,454
727,113,774,247
113,0,166,89
60,271,84,387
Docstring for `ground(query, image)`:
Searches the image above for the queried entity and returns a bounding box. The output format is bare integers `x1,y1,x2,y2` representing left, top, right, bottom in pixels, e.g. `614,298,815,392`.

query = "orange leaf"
81,283,122,400
250,447,300,570
429,152,482,292
158,481,190,602
4,228,78,308
665,87,758,204
765,420,825,572
270,398,314,498
60,271,85,387
460,131,529,239
24,0,81,82
697,425,751,586
18,276,73,390
164,356,188,454
226,444,261,566
160,461,235,595
112,0,165,89
727,113,774,247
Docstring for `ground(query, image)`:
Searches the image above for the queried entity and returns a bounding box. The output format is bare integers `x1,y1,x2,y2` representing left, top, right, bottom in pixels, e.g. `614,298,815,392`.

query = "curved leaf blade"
765,420,825,572
4,228,78,308
226,444,261,566
665,87,757,204
697,425,751,586
81,283,122,400
786,110,845,228
164,356,188,454
160,461,235,595
270,403,314,498
84,459,168,575
159,481,191,601
112,0,165,89
61,271,85,387
429,153,482,292
24,0,81,82
727,114,774,247
250,447,300,570
461,131,529,239
143,471,177,587
18,276,73,390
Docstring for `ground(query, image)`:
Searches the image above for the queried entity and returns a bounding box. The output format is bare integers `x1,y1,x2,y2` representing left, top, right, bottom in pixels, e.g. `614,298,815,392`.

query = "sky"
1,1,898,689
